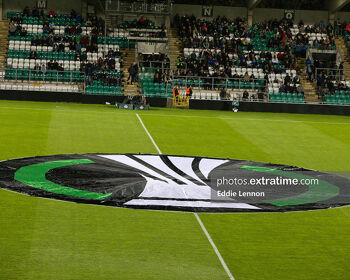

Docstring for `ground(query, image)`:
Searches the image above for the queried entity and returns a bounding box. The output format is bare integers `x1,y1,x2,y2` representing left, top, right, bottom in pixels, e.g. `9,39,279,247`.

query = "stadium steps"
335,37,350,79
0,20,9,69
121,48,139,95
169,28,182,70
296,57,319,103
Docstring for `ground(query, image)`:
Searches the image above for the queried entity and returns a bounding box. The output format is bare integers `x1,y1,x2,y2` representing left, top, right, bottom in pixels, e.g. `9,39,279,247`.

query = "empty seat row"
324,94,350,104
86,85,122,96
5,68,85,82
269,92,304,103
0,83,80,92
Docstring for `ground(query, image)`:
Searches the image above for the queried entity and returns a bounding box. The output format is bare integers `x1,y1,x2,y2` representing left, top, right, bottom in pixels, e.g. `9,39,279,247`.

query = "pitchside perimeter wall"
1,90,349,116
189,99,350,116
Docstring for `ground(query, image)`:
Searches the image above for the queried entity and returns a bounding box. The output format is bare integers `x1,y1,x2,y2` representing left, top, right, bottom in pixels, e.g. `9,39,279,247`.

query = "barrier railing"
315,67,350,82
171,76,267,91
1,68,124,96
139,75,267,101
3,68,86,83
110,29,168,42
138,61,171,73
173,95,189,107
107,0,171,14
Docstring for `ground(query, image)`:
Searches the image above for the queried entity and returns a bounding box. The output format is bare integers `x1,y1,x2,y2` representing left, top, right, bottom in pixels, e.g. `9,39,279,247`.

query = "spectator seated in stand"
173,14,307,102
5,10,126,96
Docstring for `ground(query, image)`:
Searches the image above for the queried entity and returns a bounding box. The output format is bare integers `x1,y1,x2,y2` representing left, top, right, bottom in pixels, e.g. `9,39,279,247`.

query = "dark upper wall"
172,4,350,24
172,4,247,19
3,0,82,18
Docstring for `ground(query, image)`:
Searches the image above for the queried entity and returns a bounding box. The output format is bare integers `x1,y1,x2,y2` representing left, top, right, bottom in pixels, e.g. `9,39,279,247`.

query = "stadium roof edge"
328,0,350,13
248,0,262,10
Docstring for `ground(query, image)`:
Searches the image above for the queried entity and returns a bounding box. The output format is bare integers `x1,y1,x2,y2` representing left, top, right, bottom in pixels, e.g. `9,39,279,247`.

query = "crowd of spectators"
304,21,349,101
334,20,350,36
343,23,350,56
33,60,64,74
20,7,82,21
305,57,343,81
9,14,106,61
293,20,335,51
173,15,337,81
176,48,296,78
86,71,122,87
9,7,88,35
172,67,267,90
174,15,335,52
81,52,123,86
9,8,105,42
9,9,117,65
315,69,349,97
30,34,102,55
153,69,170,83
277,73,304,94
8,8,122,88
80,55,119,72
317,77,349,100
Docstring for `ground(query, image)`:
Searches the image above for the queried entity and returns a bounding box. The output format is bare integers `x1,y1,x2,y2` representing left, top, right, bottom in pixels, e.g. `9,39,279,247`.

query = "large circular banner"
0,154,349,212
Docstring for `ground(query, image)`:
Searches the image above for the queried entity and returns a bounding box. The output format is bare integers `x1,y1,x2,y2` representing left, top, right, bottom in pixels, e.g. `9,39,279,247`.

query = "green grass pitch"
0,100,350,280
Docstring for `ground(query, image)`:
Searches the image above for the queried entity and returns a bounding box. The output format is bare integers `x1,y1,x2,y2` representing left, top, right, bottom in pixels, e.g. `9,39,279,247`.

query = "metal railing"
161,79,267,102
170,76,267,91
315,67,350,82
314,68,350,82
2,68,123,96
106,0,171,15
3,68,86,83
110,29,168,41
138,61,188,73
138,61,170,73
139,75,267,101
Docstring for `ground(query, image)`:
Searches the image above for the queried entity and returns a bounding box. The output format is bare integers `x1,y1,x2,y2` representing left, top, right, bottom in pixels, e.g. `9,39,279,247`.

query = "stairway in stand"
335,37,350,80
169,27,182,70
0,20,9,70
296,57,320,103
121,48,138,95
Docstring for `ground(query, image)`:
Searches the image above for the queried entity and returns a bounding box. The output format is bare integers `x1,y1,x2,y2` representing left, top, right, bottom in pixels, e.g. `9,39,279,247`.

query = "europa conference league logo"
0,154,349,212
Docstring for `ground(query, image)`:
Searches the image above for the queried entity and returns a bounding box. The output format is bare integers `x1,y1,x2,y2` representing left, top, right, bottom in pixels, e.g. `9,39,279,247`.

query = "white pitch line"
194,213,235,280
136,113,235,280
138,113,350,126
1,105,349,126
136,113,162,154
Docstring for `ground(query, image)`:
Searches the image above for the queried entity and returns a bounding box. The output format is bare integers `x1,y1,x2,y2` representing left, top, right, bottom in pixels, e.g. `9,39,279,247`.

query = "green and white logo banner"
0,154,349,212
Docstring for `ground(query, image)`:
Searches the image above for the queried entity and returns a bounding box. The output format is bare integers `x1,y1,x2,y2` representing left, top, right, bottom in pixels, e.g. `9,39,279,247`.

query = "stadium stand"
109,17,168,96
0,3,348,107
172,15,307,102
4,9,127,95
138,53,171,97
315,23,350,105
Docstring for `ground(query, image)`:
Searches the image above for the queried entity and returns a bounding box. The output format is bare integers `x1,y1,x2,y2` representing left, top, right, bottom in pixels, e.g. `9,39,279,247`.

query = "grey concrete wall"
172,4,349,25
3,0,82,18
253,8,330,25
172,4,247,20
335,11,350,22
